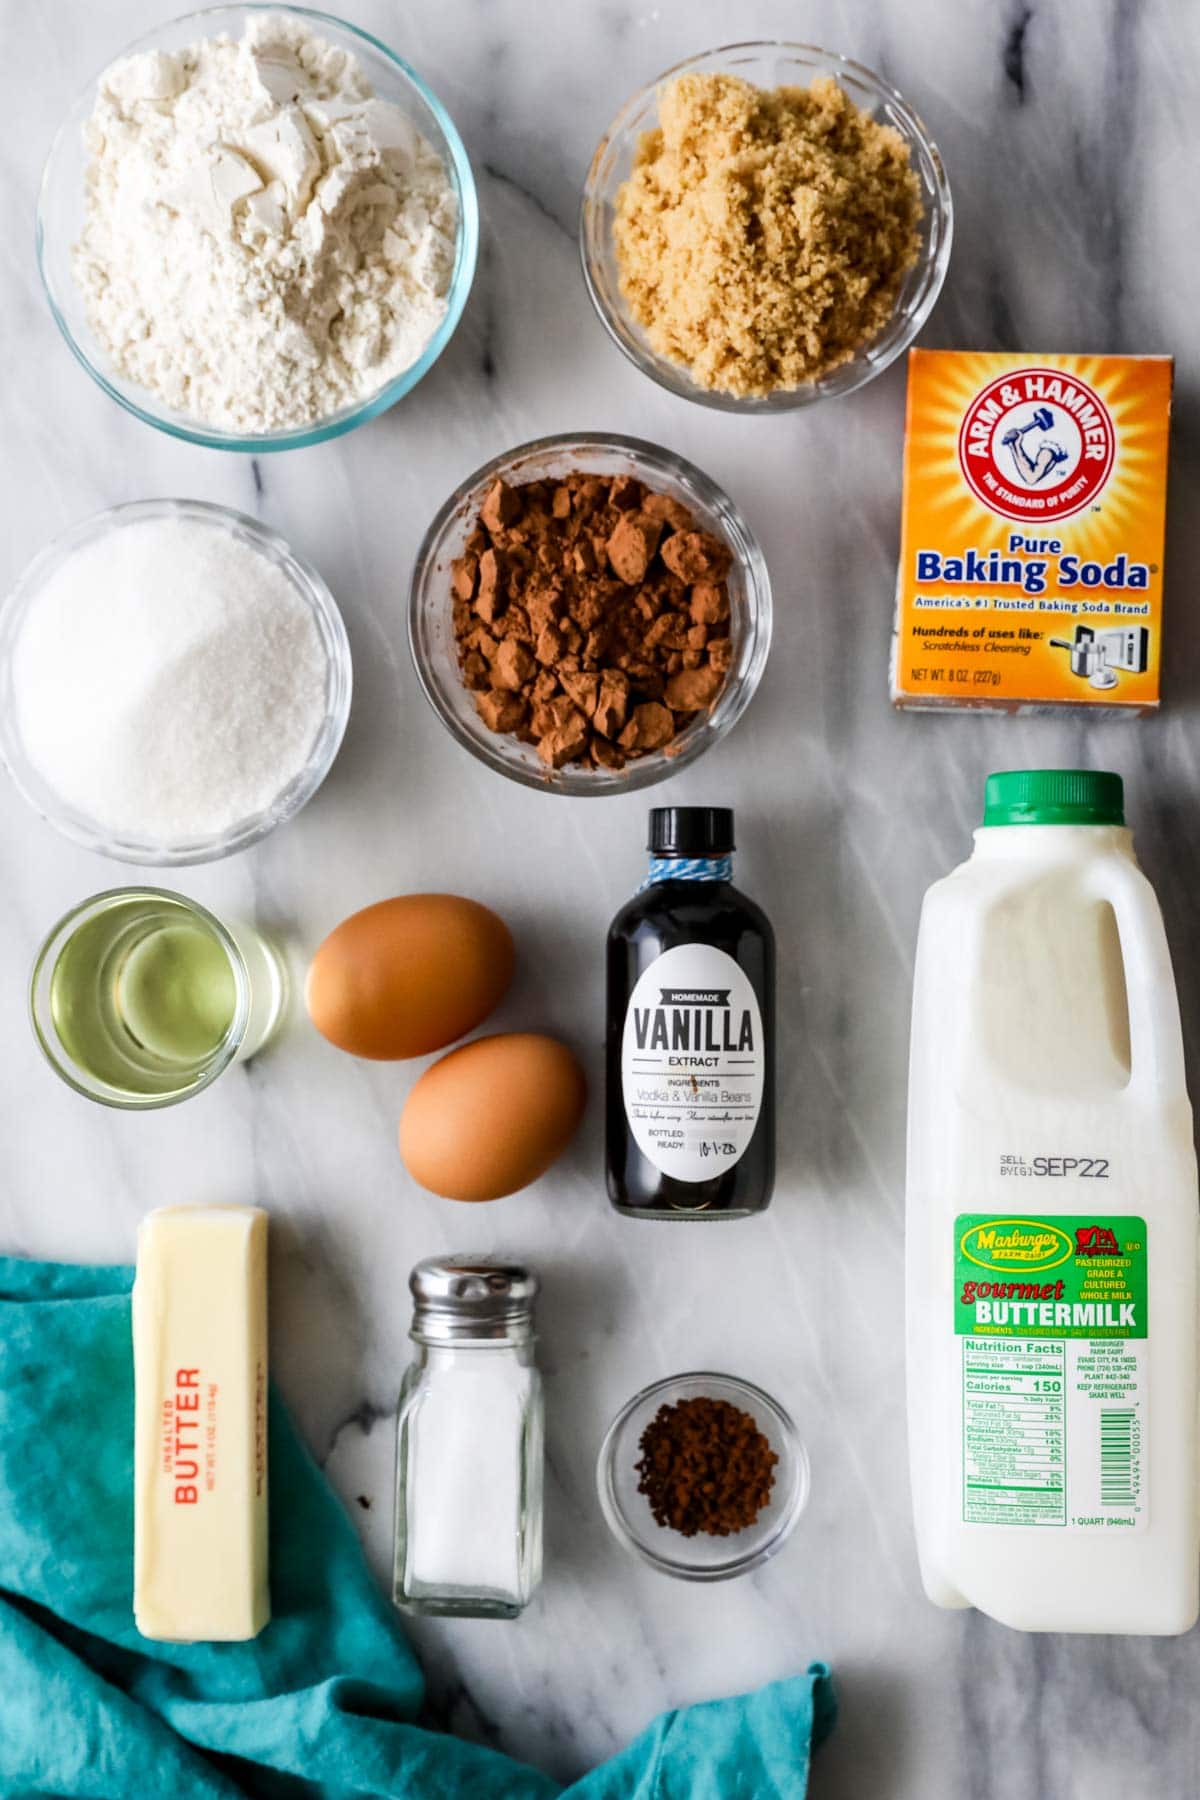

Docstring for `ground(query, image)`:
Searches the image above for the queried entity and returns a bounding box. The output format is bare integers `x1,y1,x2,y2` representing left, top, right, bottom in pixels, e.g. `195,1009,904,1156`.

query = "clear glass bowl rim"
0,496,353,865
35,2,481,452
596,1368,811,1580
29,885,253,1110
579,38,954,414
407,431,773,797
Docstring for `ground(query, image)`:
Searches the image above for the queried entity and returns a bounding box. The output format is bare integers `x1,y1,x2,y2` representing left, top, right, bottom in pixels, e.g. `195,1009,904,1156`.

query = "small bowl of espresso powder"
597,1372,810,1579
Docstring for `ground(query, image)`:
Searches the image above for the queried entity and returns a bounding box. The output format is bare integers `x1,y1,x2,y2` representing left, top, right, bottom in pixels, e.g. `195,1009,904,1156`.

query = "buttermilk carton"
890,351,1172,712
907,769,1200,1634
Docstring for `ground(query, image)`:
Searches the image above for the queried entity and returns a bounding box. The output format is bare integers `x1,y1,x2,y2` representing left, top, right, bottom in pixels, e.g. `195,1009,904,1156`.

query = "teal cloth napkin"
0,1255,835,1798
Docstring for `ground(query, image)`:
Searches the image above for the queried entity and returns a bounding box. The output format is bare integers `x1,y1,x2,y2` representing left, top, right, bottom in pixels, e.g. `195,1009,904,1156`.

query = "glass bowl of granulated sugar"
0,499,352,865
37,5,478,451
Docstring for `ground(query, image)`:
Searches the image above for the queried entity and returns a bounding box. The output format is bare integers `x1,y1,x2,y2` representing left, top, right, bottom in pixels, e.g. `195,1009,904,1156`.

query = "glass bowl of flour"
37,6,479,451
0,499,352,864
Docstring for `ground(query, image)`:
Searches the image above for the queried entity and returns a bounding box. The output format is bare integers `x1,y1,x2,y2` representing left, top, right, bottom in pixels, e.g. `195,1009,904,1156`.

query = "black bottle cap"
648,807,735,857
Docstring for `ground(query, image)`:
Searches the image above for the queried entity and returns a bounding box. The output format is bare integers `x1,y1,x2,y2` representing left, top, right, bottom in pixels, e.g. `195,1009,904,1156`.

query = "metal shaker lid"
409,1254,539,1343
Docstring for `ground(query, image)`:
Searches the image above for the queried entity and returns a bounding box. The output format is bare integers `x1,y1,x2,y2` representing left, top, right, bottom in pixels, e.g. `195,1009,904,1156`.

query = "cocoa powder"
635,1394,778,1537
451,471,734,771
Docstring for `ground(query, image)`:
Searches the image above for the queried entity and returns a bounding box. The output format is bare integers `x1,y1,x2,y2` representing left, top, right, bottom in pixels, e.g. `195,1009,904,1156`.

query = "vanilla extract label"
621,943,764,1183
631,988,754,1055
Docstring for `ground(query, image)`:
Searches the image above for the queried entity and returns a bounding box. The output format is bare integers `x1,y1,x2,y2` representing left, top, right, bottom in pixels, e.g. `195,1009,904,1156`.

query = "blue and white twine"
641,855,733,889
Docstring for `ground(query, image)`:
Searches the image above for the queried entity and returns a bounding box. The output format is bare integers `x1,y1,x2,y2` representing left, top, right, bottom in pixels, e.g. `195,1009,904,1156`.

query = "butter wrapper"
132,1204,269,1643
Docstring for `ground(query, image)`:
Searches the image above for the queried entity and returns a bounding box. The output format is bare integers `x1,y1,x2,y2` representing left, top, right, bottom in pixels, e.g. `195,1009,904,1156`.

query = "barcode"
1100,1408,1136,1506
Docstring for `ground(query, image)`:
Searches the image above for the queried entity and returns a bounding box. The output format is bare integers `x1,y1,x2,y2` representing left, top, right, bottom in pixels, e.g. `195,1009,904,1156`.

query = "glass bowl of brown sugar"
596,1371,810,1580
580,42,952,413
408,433,772,795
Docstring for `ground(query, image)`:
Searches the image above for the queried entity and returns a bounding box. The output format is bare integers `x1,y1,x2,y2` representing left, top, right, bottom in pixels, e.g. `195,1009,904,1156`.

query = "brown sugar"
614,72,924,397
451,472,734,772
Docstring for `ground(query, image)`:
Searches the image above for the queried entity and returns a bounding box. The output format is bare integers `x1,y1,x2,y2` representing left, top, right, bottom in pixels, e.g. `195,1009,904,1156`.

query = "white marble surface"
4,1,1200,1794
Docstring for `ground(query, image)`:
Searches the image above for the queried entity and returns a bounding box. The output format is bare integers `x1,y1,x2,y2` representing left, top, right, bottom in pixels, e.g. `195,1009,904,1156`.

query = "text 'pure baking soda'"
891,352,1173,711
906,771,1199,1633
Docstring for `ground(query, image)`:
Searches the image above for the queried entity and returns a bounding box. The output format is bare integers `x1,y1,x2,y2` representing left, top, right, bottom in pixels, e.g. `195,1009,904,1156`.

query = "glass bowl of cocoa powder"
408,433,772,794
580,43,952,412
596,1371,810,1580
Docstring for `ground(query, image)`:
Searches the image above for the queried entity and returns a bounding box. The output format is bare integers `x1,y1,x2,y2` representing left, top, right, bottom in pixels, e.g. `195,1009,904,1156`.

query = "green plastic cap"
983,769,1125,828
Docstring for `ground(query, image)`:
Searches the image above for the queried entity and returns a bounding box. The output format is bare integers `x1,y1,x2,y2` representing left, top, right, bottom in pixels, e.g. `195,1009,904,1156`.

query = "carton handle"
1090,860,1187,1101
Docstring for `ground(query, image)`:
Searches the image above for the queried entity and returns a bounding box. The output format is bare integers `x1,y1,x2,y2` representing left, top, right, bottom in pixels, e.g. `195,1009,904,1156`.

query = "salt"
11,514,329,845
393,1256,544,1619
402,1349,528,1595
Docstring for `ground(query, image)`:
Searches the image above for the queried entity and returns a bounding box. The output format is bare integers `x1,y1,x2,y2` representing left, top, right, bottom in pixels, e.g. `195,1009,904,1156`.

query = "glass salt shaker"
393,1255,543,1619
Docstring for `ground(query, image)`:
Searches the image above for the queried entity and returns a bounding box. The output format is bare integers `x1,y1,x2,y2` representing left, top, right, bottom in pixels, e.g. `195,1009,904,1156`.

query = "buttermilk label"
621,943,763,1183
954,1214,1149,1532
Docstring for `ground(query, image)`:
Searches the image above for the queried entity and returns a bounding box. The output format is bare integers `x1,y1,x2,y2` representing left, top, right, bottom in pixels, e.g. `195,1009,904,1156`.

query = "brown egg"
400,1032,587,1201
306,895,514,1060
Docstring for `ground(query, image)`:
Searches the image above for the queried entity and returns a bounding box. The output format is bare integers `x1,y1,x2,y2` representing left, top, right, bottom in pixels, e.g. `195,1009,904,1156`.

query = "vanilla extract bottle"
606,808,775,1219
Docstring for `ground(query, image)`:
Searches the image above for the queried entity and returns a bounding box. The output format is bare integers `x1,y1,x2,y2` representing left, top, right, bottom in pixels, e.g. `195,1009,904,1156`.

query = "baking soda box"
891,351,1173,711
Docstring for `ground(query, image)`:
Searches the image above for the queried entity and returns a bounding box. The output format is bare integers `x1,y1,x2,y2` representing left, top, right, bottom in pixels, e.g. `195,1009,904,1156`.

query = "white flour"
73,13,458,432
13,516,329,844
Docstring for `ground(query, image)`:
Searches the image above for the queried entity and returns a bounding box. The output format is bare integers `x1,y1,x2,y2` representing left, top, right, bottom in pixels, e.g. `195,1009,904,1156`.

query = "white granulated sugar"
73,13,458,432
13,518,329,844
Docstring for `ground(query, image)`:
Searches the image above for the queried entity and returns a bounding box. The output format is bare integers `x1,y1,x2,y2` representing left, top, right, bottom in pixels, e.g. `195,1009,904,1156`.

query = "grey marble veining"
3,2,1200,1795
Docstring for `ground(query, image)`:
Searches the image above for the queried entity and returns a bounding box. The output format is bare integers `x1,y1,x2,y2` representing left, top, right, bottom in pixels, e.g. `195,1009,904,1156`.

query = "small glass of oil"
30,888,287,1108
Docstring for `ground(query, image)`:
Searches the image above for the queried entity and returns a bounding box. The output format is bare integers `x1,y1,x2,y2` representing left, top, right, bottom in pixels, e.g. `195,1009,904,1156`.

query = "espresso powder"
635,1395,778,1537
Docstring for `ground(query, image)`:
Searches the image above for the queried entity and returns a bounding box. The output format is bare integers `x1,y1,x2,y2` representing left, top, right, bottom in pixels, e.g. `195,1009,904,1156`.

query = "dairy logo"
959,1218,1074,1272
1075,1224,1121,1258
957,368,1116,522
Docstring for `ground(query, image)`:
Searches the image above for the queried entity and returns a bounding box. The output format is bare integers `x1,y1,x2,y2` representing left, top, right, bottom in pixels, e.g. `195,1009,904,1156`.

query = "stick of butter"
133,1205,269,1642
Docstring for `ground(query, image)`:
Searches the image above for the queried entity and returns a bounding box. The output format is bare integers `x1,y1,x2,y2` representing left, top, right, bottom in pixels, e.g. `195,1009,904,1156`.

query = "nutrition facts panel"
961,1337,1066,1526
